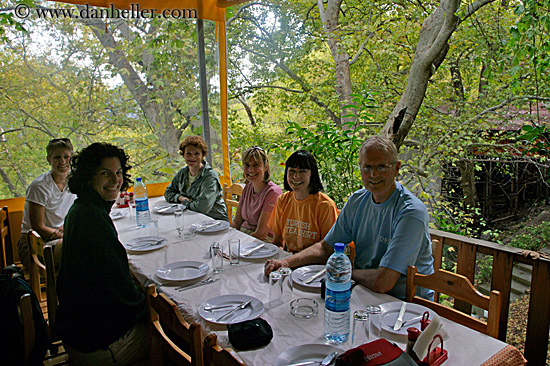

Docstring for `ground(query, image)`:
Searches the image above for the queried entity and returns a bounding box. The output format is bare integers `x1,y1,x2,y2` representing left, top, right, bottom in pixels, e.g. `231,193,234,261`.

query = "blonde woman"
231,147,282,241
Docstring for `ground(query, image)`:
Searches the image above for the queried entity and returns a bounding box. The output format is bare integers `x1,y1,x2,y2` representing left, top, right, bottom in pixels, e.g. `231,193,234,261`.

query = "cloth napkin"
481,345,527,366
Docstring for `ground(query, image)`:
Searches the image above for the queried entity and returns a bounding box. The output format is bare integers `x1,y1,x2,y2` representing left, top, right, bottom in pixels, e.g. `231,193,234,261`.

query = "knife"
215,300,252,321
175,277,218,291
286,351,338,366
157,204,179,213
241,243,265,256
197,221,221,231
393,302,407,331
303,268,326,284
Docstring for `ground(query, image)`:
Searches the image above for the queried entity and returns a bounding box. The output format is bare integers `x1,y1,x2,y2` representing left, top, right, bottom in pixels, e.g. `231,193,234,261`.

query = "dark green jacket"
55,188,146,352
164,161,228,221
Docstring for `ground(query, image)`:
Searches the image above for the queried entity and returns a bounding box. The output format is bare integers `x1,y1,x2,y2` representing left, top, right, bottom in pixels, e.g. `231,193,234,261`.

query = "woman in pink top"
231,147,282,241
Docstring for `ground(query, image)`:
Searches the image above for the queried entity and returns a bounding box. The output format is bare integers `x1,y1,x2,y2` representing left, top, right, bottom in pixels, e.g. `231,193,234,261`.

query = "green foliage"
432,202,500,242
506,221,550,251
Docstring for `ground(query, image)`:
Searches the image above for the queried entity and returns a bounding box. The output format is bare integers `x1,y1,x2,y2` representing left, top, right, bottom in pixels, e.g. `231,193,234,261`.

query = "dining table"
113,196,514,366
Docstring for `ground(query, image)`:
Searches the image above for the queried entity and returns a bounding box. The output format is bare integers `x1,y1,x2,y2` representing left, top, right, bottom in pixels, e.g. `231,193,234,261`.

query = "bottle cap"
334,243,345,252
407,327,421,340
136,177,142,182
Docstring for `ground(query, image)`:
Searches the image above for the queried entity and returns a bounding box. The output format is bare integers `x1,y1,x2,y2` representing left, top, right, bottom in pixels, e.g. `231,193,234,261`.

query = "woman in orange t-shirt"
268,150,338,253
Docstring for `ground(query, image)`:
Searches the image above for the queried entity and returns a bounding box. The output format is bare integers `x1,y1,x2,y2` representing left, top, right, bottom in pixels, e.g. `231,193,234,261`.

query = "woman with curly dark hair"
56,143,149,366
164,135,228,221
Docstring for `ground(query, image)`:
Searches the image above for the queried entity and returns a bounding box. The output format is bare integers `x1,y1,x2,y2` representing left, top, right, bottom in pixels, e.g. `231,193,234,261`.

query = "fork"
175,277,217,291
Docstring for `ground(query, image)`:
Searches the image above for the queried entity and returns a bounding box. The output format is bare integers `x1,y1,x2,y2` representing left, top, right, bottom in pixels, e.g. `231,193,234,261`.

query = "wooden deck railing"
429,229,549,365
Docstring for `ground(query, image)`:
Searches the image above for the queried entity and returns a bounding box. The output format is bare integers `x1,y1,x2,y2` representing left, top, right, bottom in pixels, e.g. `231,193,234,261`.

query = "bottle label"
325,288,350,312
136,198,149,212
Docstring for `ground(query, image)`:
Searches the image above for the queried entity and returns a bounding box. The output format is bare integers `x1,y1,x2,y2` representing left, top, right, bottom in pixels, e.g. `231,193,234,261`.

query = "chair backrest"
1,206,14,267
430,239,442,301
146,284,203,366
43,244,58,340
28,231,46,302
203,333,246,366
406,265,502,338
20,293,36,364
223,183,244,224
20,291,70,365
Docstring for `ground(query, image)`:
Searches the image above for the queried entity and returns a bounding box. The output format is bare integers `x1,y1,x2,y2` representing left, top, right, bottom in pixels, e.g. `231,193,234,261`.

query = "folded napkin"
412,315,448,360
481,345,527,366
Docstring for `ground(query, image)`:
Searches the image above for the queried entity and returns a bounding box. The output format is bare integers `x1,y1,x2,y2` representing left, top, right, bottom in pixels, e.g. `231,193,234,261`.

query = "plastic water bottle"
324,243,352,344
134,177,150,227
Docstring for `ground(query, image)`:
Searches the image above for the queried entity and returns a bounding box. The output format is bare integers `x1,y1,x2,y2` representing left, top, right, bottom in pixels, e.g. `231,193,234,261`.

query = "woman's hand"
49,227,63,241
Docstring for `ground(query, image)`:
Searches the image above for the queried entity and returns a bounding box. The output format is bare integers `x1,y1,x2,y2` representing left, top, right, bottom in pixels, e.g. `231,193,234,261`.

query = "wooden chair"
406,265,502,338
146,284,203,366
223,183,243,224
28,230,47,302
1,206,13,268
44,244,59,340
203,333,246,366
19,293,71,365
431,239,442,301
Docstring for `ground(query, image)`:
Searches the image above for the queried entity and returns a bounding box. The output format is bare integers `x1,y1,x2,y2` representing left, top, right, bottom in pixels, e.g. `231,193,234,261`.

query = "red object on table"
422,334,448,366
420,311,431,331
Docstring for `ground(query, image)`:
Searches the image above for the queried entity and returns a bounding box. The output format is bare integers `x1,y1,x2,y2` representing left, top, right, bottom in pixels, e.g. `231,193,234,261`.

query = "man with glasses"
265,135,433,300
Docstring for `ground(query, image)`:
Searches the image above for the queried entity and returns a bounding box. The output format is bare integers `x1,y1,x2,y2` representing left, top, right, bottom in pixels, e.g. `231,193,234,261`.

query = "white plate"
378,301,439,337
237,242,279,259
156,261,210,282
110,209,128,220
123,236,167,252
274,344,344,366
198,294,264,325
291,265,326,289
153,203,184,214
192,220,230,233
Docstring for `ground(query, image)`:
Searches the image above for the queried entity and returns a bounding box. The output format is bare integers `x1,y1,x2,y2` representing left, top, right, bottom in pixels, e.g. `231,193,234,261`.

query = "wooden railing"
429,229,549,365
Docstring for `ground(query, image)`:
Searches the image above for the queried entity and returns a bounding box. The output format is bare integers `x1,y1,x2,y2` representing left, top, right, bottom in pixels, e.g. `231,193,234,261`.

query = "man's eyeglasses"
360,162,397,173
49,138,71,144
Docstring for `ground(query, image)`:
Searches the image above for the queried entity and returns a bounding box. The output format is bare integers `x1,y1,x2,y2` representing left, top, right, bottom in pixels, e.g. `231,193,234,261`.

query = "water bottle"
134,177,150,227
324,243,352,344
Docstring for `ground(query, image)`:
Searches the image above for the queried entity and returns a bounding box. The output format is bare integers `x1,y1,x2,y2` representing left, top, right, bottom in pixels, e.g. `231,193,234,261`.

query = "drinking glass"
210,242,223,274
228,239,240,265
365,304,382,340
279,267,293,303
174,208,184,236
352,310,369,346
268,271,283,308
148,219,159,237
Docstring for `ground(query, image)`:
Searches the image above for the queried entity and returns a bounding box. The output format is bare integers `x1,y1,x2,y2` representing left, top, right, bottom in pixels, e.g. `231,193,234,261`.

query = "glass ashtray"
290,298,319,319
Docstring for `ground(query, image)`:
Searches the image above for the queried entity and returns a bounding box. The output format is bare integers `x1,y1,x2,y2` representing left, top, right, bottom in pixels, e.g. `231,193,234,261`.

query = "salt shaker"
406,327,421,362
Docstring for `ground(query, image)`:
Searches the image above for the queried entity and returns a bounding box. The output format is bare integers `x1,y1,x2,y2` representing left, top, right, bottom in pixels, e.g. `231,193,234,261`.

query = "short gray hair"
360,136,398,162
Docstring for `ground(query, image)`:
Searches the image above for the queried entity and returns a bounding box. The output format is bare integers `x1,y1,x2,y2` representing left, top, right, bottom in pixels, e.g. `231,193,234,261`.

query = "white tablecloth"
114,197,509,366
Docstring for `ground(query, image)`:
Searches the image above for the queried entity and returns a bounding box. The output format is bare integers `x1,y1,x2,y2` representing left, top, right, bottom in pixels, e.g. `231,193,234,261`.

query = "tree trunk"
317,0,354,127
78,16,181,155
458,159,479,209
0,166,21,197
382,0,460,149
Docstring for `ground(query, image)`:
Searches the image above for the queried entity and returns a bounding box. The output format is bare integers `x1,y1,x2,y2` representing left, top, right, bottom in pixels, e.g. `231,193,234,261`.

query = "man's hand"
264,258,290,276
